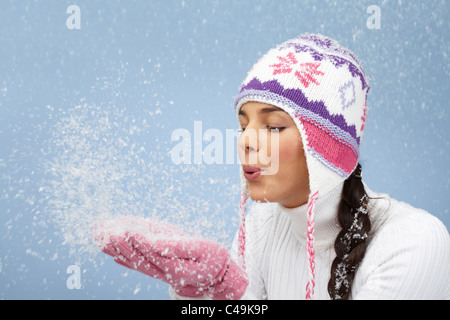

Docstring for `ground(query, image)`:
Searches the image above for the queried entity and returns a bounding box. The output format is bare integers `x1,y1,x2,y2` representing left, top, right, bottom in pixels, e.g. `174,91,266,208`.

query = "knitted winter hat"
234,33,370,300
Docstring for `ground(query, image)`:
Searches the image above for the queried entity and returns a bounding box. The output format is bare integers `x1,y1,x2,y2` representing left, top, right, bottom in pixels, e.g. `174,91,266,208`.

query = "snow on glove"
92,216,248,300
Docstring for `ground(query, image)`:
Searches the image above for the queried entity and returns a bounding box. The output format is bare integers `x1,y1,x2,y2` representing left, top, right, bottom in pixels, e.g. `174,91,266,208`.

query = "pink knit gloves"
92,216,248,300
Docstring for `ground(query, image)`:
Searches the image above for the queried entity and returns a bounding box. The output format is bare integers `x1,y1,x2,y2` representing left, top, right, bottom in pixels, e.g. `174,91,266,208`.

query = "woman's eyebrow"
239,107,287,116
260,107,286,114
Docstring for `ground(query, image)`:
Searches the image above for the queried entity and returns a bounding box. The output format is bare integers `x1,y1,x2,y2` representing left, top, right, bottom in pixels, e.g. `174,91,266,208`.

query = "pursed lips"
242,165,262,181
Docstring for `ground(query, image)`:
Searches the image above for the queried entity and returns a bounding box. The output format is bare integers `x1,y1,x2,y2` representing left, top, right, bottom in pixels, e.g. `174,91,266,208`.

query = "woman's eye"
268,126,285,132
237,126,284,133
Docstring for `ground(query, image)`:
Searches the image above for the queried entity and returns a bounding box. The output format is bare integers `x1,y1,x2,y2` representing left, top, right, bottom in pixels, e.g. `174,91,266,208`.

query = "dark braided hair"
328,163,371,300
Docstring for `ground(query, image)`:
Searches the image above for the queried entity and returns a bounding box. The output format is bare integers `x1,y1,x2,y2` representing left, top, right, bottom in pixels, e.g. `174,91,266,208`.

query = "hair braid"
328,163,371,300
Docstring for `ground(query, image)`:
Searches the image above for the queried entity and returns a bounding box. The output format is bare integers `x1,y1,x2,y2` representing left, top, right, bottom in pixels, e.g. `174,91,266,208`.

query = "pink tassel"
306,191,319,300
238,191,249,271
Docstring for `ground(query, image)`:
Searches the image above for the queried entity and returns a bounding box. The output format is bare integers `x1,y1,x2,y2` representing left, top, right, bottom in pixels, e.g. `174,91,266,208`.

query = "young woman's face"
238,101,310,208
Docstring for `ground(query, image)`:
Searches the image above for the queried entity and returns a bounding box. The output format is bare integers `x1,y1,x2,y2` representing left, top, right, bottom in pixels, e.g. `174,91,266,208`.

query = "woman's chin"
248,188,273,203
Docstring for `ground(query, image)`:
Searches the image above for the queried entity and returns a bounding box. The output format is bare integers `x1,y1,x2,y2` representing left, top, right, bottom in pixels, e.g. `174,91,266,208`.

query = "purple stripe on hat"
296,34,361,65
237,77,360,143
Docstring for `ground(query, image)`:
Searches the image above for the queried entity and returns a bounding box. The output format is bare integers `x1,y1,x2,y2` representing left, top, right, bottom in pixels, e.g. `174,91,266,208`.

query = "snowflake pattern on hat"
270,52,325,88
339,80,356,110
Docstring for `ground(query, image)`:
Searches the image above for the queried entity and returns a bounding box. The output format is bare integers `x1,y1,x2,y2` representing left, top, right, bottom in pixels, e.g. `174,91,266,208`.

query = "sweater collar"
277,181,344,246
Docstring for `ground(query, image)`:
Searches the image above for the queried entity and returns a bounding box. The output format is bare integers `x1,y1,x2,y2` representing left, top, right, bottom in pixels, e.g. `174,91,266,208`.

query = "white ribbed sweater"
230,181,450,300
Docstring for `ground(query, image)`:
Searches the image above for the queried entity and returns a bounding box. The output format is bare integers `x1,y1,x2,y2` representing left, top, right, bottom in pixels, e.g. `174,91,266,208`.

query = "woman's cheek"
274,135,306,185
277,135,302,166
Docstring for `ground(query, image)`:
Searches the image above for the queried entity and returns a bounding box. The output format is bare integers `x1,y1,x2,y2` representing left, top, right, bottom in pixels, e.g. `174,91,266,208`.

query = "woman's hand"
92,216,248,300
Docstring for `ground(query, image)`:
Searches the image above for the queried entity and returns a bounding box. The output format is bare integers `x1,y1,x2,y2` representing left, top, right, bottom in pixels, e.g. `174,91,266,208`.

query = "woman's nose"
239,127,259,154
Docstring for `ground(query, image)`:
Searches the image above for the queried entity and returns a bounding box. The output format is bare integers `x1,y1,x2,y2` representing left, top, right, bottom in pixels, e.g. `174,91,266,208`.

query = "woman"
93,34,449,300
